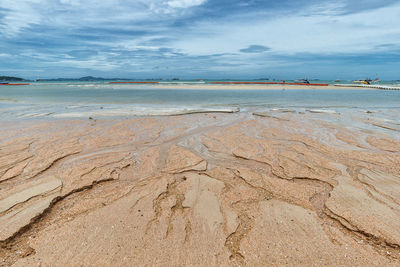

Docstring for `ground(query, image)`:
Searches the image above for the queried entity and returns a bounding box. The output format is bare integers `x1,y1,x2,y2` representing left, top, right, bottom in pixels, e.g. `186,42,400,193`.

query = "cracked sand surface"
1,112,400,266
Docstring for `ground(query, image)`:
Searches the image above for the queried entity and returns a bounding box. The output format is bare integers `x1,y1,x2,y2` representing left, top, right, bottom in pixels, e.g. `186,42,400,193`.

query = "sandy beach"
1,109,400,266
2,0,400,265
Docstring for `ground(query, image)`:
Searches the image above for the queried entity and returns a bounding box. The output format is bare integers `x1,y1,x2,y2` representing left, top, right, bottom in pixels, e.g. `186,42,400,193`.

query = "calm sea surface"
1,82,400,119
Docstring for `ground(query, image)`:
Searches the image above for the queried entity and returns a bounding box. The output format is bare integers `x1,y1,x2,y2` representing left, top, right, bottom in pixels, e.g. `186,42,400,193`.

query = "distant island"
1,75,168,82
0,76,24,81
35,76,133,82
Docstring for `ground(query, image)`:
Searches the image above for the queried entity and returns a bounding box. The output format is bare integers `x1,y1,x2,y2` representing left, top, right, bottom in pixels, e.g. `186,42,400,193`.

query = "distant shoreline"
0,82,381,90
143,83,375,90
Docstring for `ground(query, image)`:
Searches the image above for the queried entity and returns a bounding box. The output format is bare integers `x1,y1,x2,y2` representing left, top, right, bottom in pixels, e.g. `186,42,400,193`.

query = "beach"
2,0,400,264
1,100,400,266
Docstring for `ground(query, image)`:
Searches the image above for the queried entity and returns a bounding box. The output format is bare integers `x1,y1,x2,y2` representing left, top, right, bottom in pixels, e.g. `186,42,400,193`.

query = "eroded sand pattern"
1,111,400,266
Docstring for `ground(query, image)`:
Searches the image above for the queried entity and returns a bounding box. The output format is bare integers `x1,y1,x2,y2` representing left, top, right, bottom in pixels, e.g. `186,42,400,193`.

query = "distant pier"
335,84,400,90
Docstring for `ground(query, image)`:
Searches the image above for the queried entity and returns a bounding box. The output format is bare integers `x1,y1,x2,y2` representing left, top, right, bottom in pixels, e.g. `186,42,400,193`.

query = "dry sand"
1,110,400,266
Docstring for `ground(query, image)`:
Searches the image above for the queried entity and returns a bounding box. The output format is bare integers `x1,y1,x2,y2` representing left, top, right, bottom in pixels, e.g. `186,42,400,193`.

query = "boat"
352,78,379,85
353,79,371,85
294,79,310,84
353,80,369,85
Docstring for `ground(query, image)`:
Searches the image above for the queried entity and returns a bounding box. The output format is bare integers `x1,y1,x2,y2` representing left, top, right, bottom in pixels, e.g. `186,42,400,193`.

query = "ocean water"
0,82,400,119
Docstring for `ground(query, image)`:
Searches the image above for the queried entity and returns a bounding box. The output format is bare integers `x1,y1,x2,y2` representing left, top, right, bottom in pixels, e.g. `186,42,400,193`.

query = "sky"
0,0,400,79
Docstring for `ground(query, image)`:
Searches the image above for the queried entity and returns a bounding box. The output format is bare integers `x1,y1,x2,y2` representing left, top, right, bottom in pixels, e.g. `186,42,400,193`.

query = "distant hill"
36,76,131,82
0,76,24,81
77,76,107,81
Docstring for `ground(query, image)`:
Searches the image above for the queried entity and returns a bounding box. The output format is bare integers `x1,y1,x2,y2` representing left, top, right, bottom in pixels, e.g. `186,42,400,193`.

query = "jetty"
335,84,400,90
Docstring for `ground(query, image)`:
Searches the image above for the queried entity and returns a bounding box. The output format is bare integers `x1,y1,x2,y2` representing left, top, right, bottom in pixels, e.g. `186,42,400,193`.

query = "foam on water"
306,109,339,114
53,106,239,118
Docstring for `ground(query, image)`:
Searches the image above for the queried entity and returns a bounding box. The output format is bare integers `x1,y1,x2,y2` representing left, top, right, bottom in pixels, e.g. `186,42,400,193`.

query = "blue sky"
0,0,399,79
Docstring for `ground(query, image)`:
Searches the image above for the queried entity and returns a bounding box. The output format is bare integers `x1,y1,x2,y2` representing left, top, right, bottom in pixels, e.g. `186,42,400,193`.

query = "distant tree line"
0,76,24,81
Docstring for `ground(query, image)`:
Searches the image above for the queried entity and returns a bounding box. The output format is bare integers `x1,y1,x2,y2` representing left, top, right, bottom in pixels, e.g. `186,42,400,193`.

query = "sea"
0,81,400,120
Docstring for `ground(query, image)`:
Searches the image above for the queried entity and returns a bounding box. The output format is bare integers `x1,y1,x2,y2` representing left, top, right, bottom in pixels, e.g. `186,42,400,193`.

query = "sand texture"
1,111,400,266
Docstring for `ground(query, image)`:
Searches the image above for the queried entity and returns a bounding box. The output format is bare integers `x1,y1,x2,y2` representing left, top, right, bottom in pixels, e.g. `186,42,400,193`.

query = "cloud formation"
240,45,270,53
167,0,207,8
0,0,399,79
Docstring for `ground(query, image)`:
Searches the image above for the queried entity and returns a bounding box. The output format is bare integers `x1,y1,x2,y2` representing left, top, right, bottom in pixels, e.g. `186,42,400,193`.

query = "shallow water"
0,82,400,119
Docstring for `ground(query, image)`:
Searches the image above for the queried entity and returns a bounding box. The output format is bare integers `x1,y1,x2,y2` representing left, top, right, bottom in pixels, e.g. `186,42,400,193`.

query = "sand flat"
1,112,400,266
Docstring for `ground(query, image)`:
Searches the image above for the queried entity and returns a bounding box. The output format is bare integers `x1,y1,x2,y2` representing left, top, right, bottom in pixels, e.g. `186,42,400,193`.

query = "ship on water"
353,78,380,85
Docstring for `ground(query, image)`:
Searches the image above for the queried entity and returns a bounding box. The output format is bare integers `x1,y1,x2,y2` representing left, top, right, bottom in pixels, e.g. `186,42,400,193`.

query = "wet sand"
1,110,400,266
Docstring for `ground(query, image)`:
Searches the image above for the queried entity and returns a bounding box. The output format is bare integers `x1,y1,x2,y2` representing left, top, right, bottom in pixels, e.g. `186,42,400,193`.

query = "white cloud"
58,0,81,5
55,56,119,71
0,0,43,37
172,2,400,56
147,0,206,14
167,0,206,8
304,1,347,16
0,0,205,37
1,0,399,78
